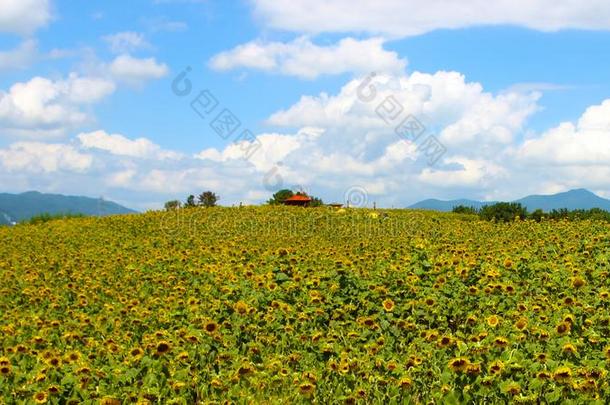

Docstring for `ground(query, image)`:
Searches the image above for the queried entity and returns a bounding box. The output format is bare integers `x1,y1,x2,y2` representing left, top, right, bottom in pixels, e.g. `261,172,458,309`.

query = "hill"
0,191,136,224
409,188,610,212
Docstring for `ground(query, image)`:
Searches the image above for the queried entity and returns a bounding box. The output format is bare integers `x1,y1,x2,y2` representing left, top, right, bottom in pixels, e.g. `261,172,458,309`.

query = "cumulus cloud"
209,37,406,79
109,54,169,85
0,142,92,173
0,0,51,35
0,74,116,138
4,71,610,209
268,71,538,157
191,71,540,203
516,99,610,166
78,130,182,160
103,32,151,53
251,0,610,37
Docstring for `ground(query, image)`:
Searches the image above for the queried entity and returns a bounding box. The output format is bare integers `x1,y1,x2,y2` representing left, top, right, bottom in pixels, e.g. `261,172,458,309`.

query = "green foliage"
184,195,196,208
529,209,545,222
164,200,181,211
547,207,610,222
452,205,478,215
309,196,324,207
26,212,85,225
267,189,295,205
479,202,528,222
198,191,219,208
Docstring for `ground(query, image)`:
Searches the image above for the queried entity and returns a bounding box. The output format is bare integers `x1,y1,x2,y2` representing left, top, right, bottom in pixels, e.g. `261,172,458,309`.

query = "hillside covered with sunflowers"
1,206,610,404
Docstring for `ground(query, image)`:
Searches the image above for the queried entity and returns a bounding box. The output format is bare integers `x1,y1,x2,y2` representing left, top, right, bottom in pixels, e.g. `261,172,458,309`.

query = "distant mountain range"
0,191,136,225
409,189,610,212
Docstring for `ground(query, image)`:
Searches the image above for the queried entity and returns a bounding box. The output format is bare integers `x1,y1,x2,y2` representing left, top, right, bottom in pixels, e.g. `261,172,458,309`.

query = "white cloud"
417,157,507,188
516,99,610,166
0,0,51,35
0,142,92,173
0,74,115,138
109,54,169,85
0,40,38,71
3,70,610,209
190,71,540,202
251,0,610,37
209,37,406,79
103,32,151,53
268,71,538,157
78,130,182,160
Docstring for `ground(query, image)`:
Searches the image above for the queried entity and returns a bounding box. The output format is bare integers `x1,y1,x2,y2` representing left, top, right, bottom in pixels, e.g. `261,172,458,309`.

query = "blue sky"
1,0,610,210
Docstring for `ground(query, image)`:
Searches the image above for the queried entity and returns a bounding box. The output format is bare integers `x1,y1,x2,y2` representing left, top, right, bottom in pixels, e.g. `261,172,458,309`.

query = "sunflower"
100,398,121,405
234,300,249,315
536,352,548,363
437,336,453,348
129,347,144,360
466,362,481,375
603,346,610,360
571,276,586,288
176,351,189,361
488,360,504,375
204,320,219,334
155,341,171,355
46,356,61,368
397,376,413,389
33,392,48,404
553,366,572,383
447,357,470,373
562,343,578,354
503,382,521,396
298,382,315,396
556,321,571,335
0,364,11,376
493,336,509,348
211,378,223,388
486,315,500,327
382,298,395,312
537,371,551,380
514,318,528,331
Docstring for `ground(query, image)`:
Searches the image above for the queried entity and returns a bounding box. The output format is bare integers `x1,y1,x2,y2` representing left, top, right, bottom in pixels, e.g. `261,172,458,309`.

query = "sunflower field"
1,206,610,404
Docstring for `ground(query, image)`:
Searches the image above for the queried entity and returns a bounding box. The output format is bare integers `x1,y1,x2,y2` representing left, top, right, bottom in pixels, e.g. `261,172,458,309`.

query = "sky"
1,0,610,210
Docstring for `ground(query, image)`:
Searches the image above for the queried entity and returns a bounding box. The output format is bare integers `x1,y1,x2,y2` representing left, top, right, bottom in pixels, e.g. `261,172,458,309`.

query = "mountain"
409,189,610,212
409,198,496,212
0,191,137,224
514,189,610,211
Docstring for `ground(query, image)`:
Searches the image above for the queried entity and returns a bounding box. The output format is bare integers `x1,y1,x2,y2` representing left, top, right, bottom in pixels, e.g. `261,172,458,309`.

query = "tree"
452,205,478,215
267,189,294,205
529,209,545,222
164,200,181,211
185,195,196,208
198,191,219,207
479,202,528,222
310,197,324,207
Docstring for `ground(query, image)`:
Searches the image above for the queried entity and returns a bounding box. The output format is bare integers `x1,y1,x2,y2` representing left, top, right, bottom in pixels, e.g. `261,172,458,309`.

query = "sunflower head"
155,341,171,355
382,298,395,312
33,392,48,404
486,315,500,327
556,321,571,335
447,357,470,373
298,382,315,396
553,366,572,383
204,320,219,334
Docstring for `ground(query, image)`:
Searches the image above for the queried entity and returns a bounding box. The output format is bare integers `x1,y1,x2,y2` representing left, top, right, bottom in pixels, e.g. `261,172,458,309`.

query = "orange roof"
285,194,312,202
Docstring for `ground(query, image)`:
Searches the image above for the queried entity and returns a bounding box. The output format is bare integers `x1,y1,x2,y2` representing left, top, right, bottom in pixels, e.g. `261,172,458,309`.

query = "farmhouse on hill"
282,194,312,207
